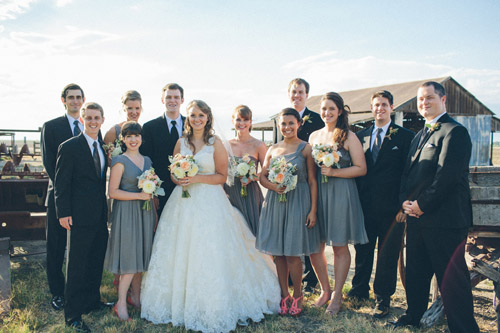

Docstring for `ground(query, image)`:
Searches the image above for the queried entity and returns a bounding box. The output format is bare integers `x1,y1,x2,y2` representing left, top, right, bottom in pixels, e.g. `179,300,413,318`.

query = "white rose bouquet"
268,156,297,203
231,153,258,197
168,153,199,198
103,139,123,158
137,167,165,210
312,143,342,183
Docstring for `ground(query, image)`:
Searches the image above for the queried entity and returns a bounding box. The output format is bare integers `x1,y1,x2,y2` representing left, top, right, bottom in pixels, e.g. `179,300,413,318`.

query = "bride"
141,100,280,332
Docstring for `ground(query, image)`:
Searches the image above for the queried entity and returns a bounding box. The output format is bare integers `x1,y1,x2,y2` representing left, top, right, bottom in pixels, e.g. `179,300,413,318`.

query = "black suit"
41,115,75,297
297,108,325,142
297,107,324,288
400,113,478,332
54,134,108,322
351,122,414,303
140,114,185,214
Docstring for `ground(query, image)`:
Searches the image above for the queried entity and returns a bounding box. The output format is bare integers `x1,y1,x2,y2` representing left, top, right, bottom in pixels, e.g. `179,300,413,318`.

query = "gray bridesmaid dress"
104,154,155,274
256,141,321,256
224,156,264,236
317,147,368,246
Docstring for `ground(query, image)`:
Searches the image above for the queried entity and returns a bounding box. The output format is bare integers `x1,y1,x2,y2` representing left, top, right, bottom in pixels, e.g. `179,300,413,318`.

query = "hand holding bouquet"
102,139,123,158
312,143,342,183
169,154,199,198
231,154,258,197
268,156,297,202
137,167,165,210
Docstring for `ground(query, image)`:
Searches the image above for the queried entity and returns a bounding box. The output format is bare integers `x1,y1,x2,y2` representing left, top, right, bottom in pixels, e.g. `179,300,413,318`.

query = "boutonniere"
302,115,312,124
384,127,399,140
425,123,441,132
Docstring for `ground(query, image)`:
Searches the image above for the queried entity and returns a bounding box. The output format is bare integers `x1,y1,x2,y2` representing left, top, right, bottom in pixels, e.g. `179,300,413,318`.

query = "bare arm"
322,131,367,178
108,162,152,201
103,126,117,145
304,144,317,228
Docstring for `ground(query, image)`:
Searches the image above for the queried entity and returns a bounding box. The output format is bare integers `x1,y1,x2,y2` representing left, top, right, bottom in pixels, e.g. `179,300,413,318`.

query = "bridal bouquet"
169,153,199,198
231,154,258,197
102,139,122,158
137,167,165,210
268,156,297,203
312,143,342,183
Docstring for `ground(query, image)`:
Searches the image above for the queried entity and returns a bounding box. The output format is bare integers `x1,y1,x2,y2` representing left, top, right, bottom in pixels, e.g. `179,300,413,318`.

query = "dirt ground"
10,240,499,332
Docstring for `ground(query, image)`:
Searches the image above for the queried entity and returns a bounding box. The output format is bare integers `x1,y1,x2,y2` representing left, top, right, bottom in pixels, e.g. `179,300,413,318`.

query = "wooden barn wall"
453,115,491,166
444,80,490,116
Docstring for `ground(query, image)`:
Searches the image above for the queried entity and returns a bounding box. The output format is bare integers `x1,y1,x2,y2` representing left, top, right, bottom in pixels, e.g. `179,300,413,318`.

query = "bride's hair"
184,100,215,152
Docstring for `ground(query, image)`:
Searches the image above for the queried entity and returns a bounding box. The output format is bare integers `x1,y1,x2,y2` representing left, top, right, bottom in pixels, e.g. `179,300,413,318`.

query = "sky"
1,0,500,142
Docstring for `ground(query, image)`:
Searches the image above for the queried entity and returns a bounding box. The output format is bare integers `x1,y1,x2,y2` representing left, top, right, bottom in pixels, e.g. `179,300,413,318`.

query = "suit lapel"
78,134,99,181
375,122,396,163
59,115,74,139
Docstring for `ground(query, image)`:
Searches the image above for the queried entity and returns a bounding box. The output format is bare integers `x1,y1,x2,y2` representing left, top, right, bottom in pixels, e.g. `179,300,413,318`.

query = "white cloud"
0,25,4,33
56,0,73,7
282,53,500,115
0,0,36,20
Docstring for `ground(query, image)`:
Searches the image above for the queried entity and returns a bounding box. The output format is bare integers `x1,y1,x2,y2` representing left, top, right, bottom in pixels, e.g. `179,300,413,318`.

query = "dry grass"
1,244,476,333
492,146,500,166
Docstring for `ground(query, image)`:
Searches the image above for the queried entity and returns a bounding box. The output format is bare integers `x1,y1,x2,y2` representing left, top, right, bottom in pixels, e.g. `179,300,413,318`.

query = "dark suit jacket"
41,115,74,205
140,114,186,201
356,122,414,222
54,134,108,227
298,107,325,142
400,113,472,229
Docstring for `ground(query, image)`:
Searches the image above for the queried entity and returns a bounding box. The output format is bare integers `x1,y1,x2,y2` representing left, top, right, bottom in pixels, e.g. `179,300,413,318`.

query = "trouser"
46,192,67,297
405,224,478,333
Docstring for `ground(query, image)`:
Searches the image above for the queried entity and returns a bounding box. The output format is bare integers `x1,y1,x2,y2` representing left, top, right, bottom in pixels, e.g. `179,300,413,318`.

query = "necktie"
73,120,81,136
372,128,383,162
93,141,101,179
418,126,429,149
170,120,179,142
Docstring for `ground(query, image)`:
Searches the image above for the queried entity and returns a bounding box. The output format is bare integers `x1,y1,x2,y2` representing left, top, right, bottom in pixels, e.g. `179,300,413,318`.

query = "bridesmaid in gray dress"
224,105,267,236
256,108,320,317
309,92,368,315
103,90,143,290
104,121,155,321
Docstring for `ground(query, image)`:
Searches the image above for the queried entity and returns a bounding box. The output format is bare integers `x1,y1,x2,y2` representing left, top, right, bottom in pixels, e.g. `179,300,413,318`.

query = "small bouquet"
137,167,165,210
231,154,258,197
312,143,342,183
102,139,122,158
169,154,199,198
268,156,297,202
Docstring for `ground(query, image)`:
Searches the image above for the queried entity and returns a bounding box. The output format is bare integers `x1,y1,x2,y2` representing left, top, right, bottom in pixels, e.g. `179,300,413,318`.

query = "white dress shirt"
165,114,183,135
66,114,83,133
370,121,391,151
83,132,105,172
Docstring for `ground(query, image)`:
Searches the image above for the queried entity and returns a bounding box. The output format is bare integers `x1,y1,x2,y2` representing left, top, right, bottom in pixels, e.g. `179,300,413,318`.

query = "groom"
141,83,186,215
55,102,111,332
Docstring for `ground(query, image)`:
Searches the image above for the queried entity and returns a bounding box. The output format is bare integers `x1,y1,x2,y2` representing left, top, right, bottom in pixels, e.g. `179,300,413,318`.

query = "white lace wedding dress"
141,137,280,333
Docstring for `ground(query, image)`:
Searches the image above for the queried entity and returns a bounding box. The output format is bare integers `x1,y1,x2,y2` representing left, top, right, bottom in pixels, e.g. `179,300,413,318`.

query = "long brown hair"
183,100,215,152
321,92,350,147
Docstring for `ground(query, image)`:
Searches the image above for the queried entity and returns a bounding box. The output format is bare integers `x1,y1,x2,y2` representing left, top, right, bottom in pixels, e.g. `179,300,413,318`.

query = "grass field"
3,242,493,333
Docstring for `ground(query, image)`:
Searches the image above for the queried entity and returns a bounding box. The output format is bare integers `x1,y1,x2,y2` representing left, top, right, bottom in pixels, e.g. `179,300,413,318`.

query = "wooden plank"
0,237,11,317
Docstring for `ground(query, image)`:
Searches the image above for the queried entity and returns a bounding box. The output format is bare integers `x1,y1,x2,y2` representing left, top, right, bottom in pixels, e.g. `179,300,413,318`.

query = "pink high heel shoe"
289,295,304,316
279,296,290,315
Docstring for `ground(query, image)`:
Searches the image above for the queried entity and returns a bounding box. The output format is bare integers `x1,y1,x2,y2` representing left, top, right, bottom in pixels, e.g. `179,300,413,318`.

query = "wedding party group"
40,78,479,333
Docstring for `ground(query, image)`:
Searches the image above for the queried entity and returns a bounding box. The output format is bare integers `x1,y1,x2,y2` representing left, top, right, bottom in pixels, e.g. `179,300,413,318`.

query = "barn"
253,76,500,165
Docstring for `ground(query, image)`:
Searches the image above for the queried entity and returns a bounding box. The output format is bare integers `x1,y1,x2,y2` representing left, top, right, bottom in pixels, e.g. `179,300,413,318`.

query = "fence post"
0,237,11,317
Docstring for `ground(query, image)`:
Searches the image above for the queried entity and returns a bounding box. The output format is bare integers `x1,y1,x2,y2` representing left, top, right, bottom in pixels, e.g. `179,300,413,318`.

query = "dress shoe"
346,289,369,301
391,314,419,328
372,303,389,318
87,301,115,313
66,319,91,332
51,295,64,310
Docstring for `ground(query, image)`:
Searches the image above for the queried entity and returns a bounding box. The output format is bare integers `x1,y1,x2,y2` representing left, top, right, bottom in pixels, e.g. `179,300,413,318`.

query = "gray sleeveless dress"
256,142,321,256
224,156,264,236
317,147,368,246
104,154,155,274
